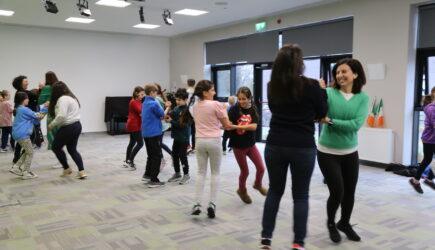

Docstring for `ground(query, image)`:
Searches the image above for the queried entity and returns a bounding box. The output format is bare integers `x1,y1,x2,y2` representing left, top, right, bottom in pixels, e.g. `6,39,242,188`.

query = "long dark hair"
269,44,305,103
45,71,59,86
132,86,144,99
332,58,366,94
49,81,80,117
12,75,27,91
188,80,214,107
13,91,28,116
236,86,258,117
175,88,193,127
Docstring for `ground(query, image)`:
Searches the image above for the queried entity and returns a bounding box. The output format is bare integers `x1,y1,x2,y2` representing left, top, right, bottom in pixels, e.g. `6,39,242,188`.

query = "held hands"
44,101,50,108
164,115,172,122
319,78,327,89
164,101,172,108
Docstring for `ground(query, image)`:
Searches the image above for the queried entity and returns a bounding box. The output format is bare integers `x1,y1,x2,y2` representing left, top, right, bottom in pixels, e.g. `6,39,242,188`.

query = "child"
0,90,14,152
227,87,267,204
124,86,145,170
409,92,435,193
10,92,46,179
142,84,171,188
155,83,173,168
166,88,192,185
186,79,196,154
190,80,231,218
48,82,86,179
38,71,59,151
222,95,236,155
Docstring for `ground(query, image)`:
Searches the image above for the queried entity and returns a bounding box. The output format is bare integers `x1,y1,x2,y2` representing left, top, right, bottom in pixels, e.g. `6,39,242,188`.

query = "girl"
166,88,192,185
155,83,172,167
124,86,145,170
0,90,14,152
409,90,435,193
48,81,86,179
38,71,59,151
318,58,369,243
222,95,236,155
227,87,267,204
260,44,328,250
190,80,231,218
10,92,47,179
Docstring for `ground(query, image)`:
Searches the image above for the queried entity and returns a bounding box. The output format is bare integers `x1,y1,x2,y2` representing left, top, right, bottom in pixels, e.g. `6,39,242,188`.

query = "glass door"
254,64,272,141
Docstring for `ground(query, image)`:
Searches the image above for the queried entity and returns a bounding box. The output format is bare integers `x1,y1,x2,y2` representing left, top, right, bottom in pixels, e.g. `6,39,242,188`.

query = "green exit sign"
255,21,267,32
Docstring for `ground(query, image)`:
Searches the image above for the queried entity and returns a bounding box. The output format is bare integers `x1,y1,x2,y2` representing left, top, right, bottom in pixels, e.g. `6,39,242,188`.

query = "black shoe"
423,179,435,190
327,222,341,243
259,238,271,249
191,203,201,215
336,221,361,241
207,202,216,219
409,178,424,194
147,181,165,188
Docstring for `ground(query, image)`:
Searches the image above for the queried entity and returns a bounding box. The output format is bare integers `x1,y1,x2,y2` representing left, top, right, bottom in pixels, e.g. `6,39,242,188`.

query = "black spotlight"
43,0,58,14
162,9,173,25
77,0,91,17
139,6,145,23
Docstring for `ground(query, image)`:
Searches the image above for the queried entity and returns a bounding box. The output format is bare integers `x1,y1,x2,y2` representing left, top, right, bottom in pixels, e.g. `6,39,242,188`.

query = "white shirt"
50,96,80,128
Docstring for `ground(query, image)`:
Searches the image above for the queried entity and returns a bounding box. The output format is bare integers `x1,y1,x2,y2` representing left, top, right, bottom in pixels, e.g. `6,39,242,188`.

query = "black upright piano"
104,96,131,135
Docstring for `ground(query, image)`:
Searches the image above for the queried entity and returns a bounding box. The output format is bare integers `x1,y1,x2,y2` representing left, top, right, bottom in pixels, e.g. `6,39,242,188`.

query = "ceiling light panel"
95,0,131,8
133,23,160,29
0,10,14,16
65,17,95,23
174,9,208,16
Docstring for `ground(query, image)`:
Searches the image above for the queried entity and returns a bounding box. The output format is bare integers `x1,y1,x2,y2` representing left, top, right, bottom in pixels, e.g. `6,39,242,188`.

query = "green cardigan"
38,85,52,105
319,87,369,150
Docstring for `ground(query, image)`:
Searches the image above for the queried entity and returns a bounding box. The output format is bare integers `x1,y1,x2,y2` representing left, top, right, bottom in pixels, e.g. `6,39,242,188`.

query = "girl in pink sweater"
0,90,14,152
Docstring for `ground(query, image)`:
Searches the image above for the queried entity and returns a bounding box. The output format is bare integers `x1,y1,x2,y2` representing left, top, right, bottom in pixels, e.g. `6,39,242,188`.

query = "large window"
212,64,254,100
216,70,231,97
235,64,254,92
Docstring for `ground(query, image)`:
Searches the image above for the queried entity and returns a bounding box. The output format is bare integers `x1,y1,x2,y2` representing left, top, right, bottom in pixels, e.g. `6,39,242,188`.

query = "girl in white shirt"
48,81,86,179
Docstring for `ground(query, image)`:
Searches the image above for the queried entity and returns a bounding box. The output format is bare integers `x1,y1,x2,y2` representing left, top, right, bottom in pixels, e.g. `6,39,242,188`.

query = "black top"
228,104,259,149
13,89,39,113
267,76,328,148
170,105,192,143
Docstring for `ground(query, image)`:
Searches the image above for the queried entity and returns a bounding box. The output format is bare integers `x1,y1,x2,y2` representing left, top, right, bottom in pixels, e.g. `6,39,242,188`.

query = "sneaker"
291,243,305,250
168,173,182,182
336,221,361,242
128,162,136,171
409,178,424,194
21,171,38,180
223,150,227,155
191,203,201,215
228,147,232,152
51,164,62,169
60,168,73,177
179,174,190,185
207,202,216,219
123,160,131,168
77,170,87,179
9,165,23,176
423,178,435,190
148,181,165,188
237,189,252,204
0,148,7,153
253,184,268,196
259,238,271,249
142,175,151,182
327,221,341,243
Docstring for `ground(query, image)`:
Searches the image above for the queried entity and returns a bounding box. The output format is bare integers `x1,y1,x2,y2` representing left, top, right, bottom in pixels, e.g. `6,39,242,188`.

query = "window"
235,64,254,93
304,58,321,79
216,69,231,98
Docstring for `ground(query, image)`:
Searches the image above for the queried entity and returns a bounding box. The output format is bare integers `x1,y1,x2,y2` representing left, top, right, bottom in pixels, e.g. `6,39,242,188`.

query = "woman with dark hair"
317,58,369,243
48,81,86,179
189,80,231,219
124,86,145,170
11,75,43,163
38,71,59,151
260,44,328,250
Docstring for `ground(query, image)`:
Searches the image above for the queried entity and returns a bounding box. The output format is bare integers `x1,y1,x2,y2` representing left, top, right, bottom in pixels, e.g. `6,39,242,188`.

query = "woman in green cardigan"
318,58,369,244
38,71,59,150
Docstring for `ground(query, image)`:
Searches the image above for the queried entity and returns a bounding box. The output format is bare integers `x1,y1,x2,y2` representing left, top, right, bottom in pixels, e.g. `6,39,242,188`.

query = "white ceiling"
0,0,338,37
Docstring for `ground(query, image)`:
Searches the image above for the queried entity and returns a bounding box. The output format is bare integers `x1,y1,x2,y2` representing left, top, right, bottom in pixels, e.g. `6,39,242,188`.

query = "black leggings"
52,121,84,171
415,143,435,180
317,150,359,224
160,134,172,156
125,131,144,163
172,140,189,174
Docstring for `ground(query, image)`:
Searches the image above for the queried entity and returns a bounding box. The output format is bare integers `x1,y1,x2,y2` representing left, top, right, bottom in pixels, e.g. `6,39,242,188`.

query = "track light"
43,0,58,14
162,9,173,25
77,0,91,17
139,6,145,23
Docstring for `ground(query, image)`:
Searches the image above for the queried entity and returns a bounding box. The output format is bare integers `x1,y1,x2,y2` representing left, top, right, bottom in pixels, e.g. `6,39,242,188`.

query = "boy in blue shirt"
10,92,47,179
142,84,170,188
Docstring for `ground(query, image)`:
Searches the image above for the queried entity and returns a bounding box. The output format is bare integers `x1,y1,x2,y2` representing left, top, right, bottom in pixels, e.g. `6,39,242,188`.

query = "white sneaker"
51,164,62,169
21,171,38,180
9,165,23,176
0,148,7,153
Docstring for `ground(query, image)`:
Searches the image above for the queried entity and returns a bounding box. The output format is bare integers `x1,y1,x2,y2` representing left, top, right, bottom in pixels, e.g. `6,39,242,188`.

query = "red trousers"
233,145,265,191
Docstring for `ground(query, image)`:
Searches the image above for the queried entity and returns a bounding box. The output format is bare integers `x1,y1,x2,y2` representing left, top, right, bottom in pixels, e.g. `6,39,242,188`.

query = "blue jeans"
261,144,316,245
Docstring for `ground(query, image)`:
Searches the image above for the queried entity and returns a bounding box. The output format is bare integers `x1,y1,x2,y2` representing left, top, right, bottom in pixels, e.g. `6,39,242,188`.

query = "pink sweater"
192,100,227,138
0,101,13,127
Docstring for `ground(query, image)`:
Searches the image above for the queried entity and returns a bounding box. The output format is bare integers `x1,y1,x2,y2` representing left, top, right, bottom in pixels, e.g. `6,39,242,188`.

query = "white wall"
0,24,170,133
169,0,428,165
